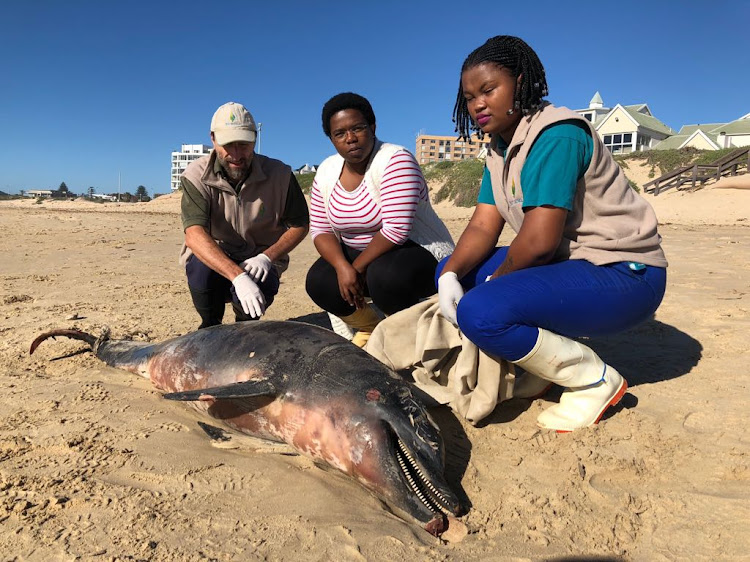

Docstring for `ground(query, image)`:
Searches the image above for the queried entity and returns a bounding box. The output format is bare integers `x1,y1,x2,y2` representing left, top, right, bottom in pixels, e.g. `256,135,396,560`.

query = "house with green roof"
574,93,674,153
595,103,675,153
652,114,750,151
652,124,723,151
712,115,750,148
574,91,611,125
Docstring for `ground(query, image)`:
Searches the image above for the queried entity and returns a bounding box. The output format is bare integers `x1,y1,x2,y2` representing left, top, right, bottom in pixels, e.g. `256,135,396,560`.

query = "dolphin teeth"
396,438,453,516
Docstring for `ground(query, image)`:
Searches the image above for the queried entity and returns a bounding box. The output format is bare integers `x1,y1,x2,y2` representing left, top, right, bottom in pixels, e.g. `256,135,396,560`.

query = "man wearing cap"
179,101,309,328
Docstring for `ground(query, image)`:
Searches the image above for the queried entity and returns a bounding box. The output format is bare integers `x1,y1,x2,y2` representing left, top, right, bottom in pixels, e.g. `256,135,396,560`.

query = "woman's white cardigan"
314,140,455,261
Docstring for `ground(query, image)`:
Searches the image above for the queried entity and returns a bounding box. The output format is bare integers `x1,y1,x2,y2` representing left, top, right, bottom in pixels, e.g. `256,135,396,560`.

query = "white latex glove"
240,253,273,283
231,272,266,318
438,272,464,327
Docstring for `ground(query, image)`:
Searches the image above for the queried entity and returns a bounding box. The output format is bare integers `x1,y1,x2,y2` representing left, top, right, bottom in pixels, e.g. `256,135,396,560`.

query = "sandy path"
1,186,748,560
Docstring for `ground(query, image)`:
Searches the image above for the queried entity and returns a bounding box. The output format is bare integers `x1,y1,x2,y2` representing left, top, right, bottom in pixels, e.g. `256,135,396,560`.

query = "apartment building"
170,144,212,191
415,134,491,164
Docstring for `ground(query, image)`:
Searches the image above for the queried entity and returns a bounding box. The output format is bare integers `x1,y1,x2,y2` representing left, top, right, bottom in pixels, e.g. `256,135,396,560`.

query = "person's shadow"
288,312,333,330
586,318,702,387
479,318,702,426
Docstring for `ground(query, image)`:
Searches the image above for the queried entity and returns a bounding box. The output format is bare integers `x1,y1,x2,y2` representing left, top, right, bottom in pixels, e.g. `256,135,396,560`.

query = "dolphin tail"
30,328,107,355
164,379,277,401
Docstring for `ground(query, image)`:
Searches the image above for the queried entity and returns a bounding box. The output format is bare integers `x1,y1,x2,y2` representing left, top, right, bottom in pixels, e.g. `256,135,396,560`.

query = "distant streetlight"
256,122,262,154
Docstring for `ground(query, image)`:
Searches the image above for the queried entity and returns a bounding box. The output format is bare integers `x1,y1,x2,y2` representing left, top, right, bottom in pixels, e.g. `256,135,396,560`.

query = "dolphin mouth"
394,434,456,518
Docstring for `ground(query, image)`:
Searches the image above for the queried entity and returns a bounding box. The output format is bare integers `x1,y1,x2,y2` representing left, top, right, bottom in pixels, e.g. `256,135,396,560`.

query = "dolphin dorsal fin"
163,379,276,402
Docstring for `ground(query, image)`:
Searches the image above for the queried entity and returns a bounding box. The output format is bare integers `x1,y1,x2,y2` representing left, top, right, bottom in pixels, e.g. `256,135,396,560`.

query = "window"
603,133,634,153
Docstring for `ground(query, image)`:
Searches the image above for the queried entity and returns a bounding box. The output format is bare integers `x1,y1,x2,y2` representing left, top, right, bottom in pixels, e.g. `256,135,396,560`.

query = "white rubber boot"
512,370,553,399
512,328,627,432
328,312,355,341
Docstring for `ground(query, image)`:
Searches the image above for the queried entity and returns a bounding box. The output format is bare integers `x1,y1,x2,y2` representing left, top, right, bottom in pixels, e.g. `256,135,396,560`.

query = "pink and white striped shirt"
309,149,428,250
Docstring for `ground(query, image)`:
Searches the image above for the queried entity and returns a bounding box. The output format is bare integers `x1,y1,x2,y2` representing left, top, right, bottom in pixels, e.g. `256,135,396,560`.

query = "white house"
652,123,723,151
24,190,53,198
653,114,750,151
574,91,611,125
712,114,750,149
297,163,317,175
90,193,118,201
574,93,674,153
594,103,674,153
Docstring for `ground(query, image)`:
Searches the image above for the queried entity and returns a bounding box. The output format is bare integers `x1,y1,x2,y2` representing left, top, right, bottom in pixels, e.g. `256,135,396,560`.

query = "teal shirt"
477,121,593,210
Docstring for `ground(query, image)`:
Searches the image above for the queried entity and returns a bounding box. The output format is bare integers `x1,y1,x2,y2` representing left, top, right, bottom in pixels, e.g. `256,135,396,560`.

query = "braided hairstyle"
321,92,376,137
453,36,548,139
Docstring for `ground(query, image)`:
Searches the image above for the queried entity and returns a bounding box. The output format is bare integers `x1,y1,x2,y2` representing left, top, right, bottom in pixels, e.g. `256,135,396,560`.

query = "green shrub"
423,159,484,208
693,147,744,166
295,173,315,194
616,147,740,176
616,158,629,169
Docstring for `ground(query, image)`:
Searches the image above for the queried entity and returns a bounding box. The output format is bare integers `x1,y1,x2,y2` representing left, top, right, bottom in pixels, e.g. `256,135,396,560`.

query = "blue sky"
1,0,748,196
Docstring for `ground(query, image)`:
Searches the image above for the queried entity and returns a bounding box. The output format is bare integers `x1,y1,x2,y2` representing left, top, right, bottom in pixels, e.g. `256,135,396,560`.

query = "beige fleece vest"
179,152,292,273
485,103,667,267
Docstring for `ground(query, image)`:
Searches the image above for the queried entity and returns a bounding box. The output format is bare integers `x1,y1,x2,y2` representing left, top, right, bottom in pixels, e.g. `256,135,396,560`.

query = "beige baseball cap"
210,102,257,146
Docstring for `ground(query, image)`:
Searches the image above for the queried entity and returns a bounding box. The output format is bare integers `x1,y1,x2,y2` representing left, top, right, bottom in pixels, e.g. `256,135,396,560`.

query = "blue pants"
186,255,280,329
436,247,667,361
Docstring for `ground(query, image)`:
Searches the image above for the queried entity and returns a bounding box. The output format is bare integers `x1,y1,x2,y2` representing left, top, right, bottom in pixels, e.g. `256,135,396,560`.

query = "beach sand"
1,173,749,561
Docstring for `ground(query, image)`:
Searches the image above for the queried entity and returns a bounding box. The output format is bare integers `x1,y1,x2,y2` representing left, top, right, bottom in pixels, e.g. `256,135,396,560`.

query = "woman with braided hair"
436,36,668,432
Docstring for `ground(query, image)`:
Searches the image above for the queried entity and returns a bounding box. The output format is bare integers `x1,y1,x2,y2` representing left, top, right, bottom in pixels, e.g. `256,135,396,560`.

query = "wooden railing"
643,147,749,195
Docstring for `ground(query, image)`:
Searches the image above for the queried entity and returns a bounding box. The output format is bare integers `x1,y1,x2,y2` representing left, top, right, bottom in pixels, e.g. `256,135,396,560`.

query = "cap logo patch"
229,112,236,123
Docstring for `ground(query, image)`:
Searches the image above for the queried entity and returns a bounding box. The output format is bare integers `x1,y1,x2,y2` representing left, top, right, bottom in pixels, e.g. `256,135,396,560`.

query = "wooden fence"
643,147,749,195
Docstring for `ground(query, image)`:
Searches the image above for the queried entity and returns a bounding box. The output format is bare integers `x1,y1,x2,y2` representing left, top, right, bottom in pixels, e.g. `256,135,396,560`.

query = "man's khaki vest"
485,103,667,267
179,152,292,273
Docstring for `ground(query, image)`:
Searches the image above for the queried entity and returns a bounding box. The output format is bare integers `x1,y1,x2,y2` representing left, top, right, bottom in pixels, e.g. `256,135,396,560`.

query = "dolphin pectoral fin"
163,380,277,401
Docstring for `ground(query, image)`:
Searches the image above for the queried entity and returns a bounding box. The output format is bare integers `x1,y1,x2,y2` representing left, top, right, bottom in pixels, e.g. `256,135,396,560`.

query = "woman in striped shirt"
305,93,454,347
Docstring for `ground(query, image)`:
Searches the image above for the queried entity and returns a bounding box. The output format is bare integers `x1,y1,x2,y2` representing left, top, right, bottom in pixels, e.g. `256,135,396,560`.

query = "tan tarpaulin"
366,295,515,425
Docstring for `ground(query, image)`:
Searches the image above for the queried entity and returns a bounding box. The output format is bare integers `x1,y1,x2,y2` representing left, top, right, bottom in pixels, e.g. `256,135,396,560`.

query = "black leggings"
305,241,439,317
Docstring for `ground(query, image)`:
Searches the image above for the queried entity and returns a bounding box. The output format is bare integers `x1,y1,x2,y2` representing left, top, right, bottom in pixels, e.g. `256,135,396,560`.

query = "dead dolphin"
30,321,466,536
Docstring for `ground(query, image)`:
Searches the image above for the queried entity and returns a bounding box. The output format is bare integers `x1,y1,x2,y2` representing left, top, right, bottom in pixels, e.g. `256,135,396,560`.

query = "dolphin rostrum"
30,321,467,536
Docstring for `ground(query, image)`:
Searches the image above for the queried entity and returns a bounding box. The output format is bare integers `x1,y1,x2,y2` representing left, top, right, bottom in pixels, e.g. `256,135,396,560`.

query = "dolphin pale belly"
30,321,466,536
